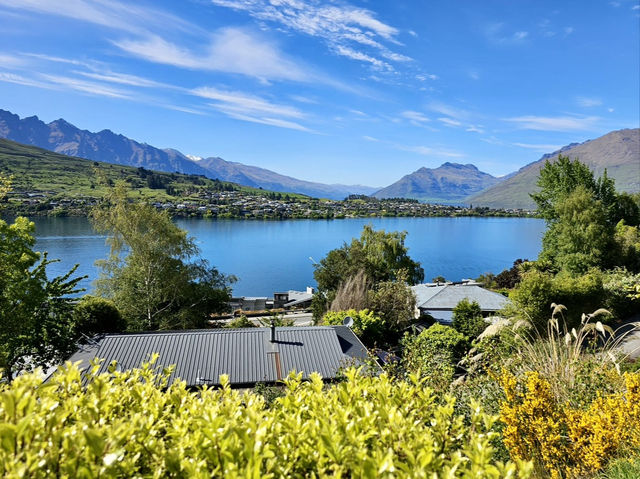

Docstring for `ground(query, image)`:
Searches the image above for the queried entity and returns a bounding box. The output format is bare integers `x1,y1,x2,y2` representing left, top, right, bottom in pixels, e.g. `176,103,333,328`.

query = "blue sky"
0,0,638,187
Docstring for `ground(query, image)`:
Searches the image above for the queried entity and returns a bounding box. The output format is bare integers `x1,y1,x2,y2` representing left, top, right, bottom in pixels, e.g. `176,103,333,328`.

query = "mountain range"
468,128,640,209
0,109,376,200
1,109,637,207
372,162,501,202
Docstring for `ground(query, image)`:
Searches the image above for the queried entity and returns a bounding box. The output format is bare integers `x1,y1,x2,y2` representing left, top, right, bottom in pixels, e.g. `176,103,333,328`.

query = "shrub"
0,362,532,478
400,324,469,391
602,268,640,319
225,315,256,328
322,309,385,347
73,295,125,337
499,370,640,478
452,299,487,339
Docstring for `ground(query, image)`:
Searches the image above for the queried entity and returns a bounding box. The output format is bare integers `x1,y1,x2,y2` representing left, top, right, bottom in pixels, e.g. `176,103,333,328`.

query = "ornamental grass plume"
510,304,638,407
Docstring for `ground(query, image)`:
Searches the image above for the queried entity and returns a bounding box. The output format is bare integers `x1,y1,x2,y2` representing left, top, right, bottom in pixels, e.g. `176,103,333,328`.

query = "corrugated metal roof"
412,284,509,311
67,326,370,387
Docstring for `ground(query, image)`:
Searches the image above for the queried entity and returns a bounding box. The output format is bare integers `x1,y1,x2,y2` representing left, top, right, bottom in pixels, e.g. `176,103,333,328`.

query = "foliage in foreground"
500,370,640,478
0,363,531,478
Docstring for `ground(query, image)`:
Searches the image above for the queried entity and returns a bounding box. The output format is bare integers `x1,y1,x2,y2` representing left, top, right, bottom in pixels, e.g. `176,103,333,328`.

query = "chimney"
270,320,276,342
306,286,314,294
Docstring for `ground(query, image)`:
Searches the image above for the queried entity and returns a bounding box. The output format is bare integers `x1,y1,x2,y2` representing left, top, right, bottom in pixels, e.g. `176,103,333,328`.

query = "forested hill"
468,128,640,209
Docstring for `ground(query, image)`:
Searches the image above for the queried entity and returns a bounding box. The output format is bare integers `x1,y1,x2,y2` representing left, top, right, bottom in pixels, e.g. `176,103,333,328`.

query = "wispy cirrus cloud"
397,144,465,158
209,0,410,71
401,110,430,124
505,114,600,131
191,86,312,132
484,22,529,44
40,73,132,99
576,96,602,107
114,28,310,83
512,142,563,152
0,0,199,35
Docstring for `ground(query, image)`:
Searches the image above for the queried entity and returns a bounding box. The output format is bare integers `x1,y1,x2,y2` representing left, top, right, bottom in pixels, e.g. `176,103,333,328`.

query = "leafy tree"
367,279,416,336
72,295,125,338
314,225,423,293
494,259,528,289
92,183,234,331
452,299,487,339
432,275,446,283
313,225,423,320
540,186,611,274
531,155,617,224
0,216,83,380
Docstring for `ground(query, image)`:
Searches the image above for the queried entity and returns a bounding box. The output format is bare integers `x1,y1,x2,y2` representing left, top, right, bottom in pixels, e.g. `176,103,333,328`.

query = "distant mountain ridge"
468,128,640,210
373,162,501,202
0,109,377,200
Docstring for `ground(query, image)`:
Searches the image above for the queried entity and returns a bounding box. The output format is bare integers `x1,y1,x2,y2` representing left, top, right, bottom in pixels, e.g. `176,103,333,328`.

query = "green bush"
0,362,531,478
400,324,469,391
322,309,386,347
225,315,256,328
73,295,125,337
452,299,487,339
509,269,606,329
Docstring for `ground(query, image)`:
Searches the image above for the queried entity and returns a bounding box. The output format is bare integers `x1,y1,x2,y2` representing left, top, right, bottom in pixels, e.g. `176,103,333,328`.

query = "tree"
531,155,617,224
540,187,611,274
314,225,423,293
0,216,83,380
92,183,234,331
494,259,528,289
452,299,487,339
72,295,125,338
313,225,423,320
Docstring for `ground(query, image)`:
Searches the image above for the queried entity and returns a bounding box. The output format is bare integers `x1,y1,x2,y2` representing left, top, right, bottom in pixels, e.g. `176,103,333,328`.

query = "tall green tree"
92,183,234,331
531,155,617,224
540,186,612,274
0,198,83,380
312,225,423,320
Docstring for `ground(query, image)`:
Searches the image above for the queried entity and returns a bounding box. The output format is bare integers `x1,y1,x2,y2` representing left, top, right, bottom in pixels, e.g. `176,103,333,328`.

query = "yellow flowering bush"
499,370,640,478
0,360,531,478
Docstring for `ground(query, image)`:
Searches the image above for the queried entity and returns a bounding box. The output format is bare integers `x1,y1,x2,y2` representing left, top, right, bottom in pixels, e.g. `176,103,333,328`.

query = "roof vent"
342,316,354,328
270,320,276,342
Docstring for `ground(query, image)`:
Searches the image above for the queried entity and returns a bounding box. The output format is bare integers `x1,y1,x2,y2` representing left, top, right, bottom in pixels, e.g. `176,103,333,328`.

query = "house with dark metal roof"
411,282,510,324
66,325,372,388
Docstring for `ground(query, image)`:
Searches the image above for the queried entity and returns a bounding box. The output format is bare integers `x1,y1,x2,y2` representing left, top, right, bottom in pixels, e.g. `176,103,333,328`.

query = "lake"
31,216,546,297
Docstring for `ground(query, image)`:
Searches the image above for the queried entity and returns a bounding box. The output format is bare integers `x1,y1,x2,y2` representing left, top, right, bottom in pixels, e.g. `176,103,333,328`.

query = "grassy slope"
0,138,307,202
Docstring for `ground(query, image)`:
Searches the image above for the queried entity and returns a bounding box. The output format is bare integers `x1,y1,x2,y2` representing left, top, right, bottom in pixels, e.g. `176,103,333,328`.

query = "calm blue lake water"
31,216,546,297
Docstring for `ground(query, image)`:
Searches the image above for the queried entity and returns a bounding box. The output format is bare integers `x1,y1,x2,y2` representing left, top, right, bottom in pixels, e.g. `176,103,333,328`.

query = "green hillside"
0,138,300,203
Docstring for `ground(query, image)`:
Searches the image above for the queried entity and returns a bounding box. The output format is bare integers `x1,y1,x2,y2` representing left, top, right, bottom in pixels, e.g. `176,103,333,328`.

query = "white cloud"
398,145,464,158
0,0,197,35
209,0,410,70
505,115,599,131
363,135,379,142
0,71,55,89
576,96,602,107
633,5,640,10
334,45,391,70
564,26,574,36
484,22,530,44
0,53,26,67
114,28,310,82
191,86,311,132
428,102,471,120
466,125,484,133
192,86,304,118
75,71,167,88
415,73,438,81
512,142,563,152
40,73,132,99
513,31,529,40
401,110,430,123
608,108,615,113
438,117,462,127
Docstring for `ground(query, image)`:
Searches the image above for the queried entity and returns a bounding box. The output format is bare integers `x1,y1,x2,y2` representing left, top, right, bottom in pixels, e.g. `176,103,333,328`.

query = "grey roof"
411,284,509,311
66,326,371,388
